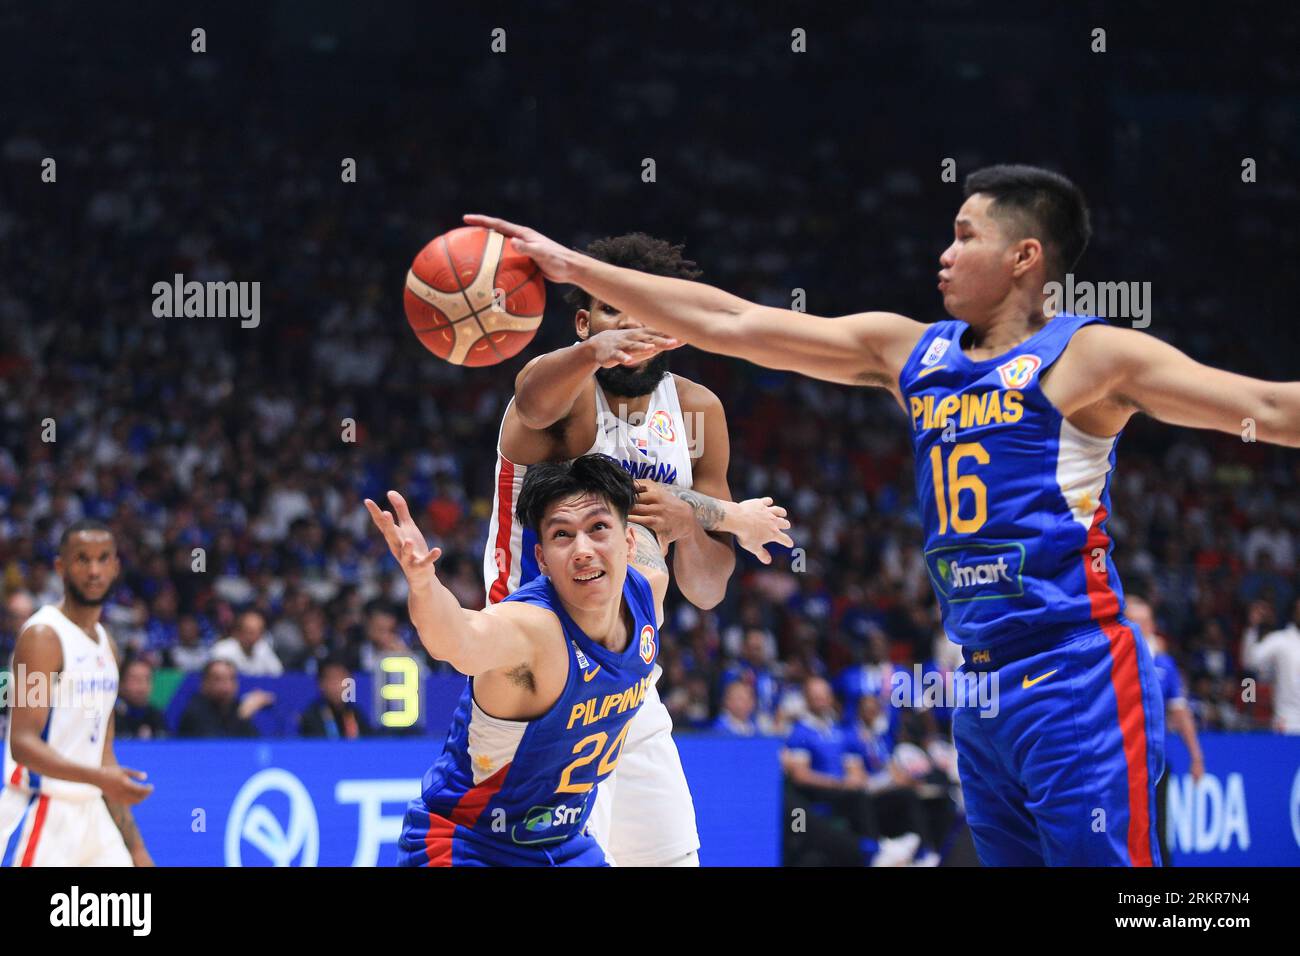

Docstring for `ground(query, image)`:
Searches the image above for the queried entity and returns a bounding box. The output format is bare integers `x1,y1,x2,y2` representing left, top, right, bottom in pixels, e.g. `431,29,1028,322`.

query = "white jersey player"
482,233,792,866
0,522,153,866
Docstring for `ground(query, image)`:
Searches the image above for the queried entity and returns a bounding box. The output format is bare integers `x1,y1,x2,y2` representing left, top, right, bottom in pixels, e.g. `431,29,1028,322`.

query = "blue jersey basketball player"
467,167,1300,866
365,454,668,866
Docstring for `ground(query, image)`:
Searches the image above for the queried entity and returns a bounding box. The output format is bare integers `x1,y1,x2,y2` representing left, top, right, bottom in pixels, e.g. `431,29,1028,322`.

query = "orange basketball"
403,226,545,366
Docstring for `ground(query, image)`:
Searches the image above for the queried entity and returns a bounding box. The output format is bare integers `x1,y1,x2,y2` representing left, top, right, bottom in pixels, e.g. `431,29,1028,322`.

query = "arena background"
1,1,1298,866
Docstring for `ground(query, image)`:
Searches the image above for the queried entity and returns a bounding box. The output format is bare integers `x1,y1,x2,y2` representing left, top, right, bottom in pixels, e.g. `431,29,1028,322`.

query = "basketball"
403,226,545,366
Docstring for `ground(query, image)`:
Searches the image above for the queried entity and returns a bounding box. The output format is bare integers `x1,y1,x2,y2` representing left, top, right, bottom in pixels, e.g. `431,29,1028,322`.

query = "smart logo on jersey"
996,354,1041,389
648,410,676,442
639,624,657,665
920,337,951,367
925,543,1026,603
512,801,587,845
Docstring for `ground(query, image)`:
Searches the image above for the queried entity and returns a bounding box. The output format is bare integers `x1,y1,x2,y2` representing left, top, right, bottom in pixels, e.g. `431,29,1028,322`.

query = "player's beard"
64,577,113,608
595,352,671,398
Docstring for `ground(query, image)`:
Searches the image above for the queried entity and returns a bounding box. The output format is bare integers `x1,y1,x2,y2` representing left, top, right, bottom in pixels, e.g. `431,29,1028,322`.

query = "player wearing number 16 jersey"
467,163,1300,866
366,455,668,866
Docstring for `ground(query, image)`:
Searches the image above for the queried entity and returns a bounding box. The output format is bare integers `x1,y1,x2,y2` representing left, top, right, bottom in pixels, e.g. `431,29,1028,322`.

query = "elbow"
513,397,559,432
414,627,458,668
1256,390,1300,447
683,582,724,611
10,733,36,768
705,313,749,354
675,552,733,610
685,570,728,610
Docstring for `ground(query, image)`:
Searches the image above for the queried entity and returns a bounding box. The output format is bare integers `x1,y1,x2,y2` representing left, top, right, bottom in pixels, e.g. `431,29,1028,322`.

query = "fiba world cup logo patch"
920,337,951,367
648,410,675,442
639,624,657,665
996,354,1041,389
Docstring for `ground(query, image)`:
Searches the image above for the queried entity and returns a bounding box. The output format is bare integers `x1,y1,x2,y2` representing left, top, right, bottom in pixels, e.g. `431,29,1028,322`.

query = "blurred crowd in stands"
2,2,1299,757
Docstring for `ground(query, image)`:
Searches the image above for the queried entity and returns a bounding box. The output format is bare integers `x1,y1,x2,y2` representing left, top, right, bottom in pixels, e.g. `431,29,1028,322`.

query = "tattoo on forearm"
630,523,669,573
668,487,726,531
105,799,141,851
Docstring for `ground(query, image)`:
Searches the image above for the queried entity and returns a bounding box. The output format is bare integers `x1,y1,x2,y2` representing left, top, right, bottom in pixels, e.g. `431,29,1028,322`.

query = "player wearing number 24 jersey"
485,233,793,868
467,163,1300,866
365,454,668,866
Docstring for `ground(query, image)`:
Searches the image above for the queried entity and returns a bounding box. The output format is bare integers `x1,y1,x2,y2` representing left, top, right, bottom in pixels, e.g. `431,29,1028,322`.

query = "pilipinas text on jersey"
413,566,659,857
898,313,1127,647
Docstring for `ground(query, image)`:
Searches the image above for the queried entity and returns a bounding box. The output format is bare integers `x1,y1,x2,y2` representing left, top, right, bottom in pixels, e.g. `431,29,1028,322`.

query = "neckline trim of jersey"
49,604,107,649
544,570,647,667
949,313,1080,371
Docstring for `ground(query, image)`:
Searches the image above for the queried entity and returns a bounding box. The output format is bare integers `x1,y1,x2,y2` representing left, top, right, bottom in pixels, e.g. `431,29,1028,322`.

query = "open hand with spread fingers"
731,496,794,565
462,214,577,283
364,490,443,581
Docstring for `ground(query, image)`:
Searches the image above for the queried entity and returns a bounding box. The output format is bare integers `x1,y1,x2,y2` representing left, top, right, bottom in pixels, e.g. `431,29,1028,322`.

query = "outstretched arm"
365,492,535,675
464,215,925,390
1096,326,1300,446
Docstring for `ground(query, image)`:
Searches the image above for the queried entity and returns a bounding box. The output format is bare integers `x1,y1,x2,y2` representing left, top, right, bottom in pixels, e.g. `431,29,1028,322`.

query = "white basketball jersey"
4,606,118,802
484,372,695,603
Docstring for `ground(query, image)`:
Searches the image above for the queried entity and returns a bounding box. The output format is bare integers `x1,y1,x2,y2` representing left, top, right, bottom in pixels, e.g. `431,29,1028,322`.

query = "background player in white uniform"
483,233,792,866
0,521,154,866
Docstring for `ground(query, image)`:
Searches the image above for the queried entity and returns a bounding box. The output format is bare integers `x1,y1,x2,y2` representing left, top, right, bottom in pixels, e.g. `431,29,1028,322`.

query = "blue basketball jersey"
411,566,659,861
898,313,1125,647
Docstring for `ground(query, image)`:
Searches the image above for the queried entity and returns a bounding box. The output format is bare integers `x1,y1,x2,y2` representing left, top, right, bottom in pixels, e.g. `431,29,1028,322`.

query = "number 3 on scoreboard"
556,723,633,794
929,442,989,534
380,656,421,728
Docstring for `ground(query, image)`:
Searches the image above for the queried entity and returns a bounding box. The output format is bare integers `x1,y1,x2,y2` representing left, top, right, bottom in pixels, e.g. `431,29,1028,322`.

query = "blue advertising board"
115,732,1300,865
1164,733,1300,865
116,736,784,866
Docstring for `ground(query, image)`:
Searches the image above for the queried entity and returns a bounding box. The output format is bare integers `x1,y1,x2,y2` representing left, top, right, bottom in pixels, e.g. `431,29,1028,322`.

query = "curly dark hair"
563,232,703,310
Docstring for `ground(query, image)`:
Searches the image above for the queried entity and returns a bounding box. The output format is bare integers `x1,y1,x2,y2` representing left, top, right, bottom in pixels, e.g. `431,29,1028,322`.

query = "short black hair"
563,232,703,310
317,656,350,681
58,518,114,551
122,657,153,677
516,454,637,536
201,658,237,681
963,165,1091,282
